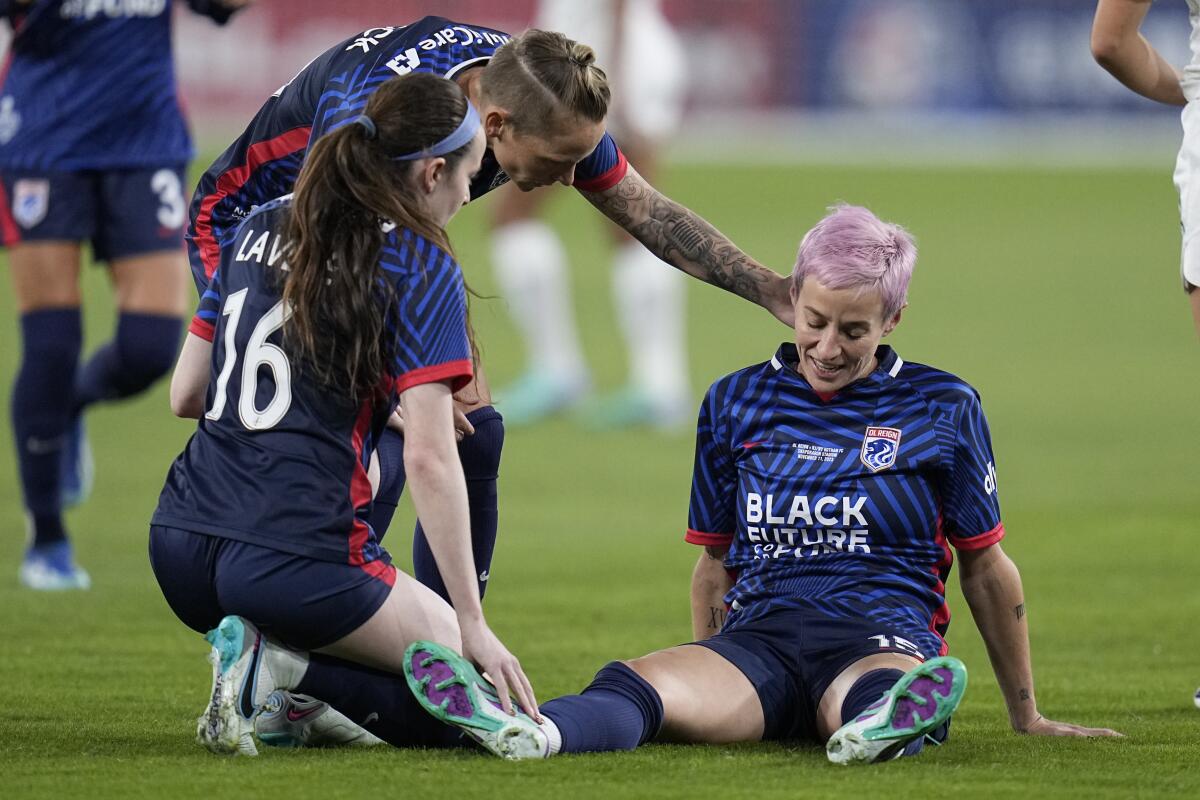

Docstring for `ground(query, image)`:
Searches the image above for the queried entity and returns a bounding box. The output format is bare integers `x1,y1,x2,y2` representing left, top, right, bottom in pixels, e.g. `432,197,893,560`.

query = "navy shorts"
0,166,187,261
695,604,937,742
148,525,395,651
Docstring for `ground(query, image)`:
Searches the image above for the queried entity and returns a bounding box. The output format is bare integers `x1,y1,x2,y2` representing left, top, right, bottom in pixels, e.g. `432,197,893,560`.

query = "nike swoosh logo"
237,633,263,720
25,435,65,455
478,570,489,582
286,705,321,723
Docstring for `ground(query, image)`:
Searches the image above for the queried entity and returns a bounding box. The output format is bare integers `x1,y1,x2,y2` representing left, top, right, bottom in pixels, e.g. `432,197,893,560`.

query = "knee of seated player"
625,645,764,743
815,652,924,740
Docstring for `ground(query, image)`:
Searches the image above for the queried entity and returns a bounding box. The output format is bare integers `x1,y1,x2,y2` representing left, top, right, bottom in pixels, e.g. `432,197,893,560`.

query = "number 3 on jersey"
206,288,294,430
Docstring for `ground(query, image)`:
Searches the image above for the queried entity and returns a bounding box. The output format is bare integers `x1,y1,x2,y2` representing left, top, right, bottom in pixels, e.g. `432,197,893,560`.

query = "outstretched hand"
459,618,541,723
1018,715,1123,738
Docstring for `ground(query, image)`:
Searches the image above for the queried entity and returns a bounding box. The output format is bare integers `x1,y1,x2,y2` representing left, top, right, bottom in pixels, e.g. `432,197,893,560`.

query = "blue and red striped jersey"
0,1,241,171
687,343,1004,657
187,16,627,290
154,196,472,567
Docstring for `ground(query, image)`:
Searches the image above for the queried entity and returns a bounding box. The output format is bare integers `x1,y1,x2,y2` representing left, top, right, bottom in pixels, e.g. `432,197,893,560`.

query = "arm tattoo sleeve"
581,170,783,308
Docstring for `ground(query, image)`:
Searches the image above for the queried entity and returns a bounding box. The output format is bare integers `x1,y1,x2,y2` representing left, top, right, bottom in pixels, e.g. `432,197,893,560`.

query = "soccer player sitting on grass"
405,204,1122,764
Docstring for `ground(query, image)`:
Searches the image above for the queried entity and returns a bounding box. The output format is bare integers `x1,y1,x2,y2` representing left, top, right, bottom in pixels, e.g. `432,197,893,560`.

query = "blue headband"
391,101,481,161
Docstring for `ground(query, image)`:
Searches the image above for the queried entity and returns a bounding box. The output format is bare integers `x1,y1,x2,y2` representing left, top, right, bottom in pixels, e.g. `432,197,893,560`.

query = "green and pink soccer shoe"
403,640,549,760
826,656,967,765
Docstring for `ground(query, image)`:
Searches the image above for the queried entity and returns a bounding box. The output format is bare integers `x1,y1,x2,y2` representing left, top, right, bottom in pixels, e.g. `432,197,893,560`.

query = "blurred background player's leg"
3,170,94,590
68,167,189,507
492,0,691,429
490,186,591,425
8,241,88,590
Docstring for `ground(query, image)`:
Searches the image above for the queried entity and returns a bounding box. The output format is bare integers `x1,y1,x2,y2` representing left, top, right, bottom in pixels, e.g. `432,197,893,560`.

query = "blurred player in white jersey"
491,0,691,428
1092,0,1200,337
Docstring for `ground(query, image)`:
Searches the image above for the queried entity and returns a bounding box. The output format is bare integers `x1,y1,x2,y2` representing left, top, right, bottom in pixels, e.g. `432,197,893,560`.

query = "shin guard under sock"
540,661,664,753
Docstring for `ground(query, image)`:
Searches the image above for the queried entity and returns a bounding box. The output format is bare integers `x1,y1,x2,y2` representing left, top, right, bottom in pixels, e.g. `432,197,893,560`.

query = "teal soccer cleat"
403,640,549,760
826,656,967,765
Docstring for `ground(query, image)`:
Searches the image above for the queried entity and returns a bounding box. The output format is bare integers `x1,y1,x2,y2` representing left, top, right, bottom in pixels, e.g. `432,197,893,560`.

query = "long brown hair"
479,29,611,132
283,73,473,401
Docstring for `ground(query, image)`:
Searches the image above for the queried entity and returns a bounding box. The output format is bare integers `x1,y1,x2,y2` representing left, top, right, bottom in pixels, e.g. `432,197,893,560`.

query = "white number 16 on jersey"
206,288,294,431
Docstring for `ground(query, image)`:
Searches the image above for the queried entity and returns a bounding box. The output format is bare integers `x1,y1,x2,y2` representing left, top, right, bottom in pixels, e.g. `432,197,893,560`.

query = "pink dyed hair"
791,204,916,320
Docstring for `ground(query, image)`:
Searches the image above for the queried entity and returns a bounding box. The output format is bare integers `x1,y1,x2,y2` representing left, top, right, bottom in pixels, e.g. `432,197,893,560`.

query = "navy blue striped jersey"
0,1,241,171
687,344,1004,657
153,196,472,571
188,16,628,288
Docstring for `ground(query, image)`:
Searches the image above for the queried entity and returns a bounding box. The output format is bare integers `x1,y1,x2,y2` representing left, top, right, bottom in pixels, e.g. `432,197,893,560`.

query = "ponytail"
282,73,474,401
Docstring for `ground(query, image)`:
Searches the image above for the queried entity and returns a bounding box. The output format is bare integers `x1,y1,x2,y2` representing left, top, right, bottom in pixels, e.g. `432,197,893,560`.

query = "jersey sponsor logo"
345,27,399,53
983,460,998,495
59,0,167,20
416,26,510,52
860,426,902,473
13,179,49,230
0,97,21,145
387,48,422,76
744,492,871,557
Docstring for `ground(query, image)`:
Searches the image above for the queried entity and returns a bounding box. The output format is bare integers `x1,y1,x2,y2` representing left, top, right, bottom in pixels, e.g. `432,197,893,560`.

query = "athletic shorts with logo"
0,166,187,261
694,603,951,743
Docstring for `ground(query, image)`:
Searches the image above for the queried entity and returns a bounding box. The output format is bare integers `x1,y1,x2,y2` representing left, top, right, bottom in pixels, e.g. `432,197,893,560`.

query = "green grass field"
1,162,1197,799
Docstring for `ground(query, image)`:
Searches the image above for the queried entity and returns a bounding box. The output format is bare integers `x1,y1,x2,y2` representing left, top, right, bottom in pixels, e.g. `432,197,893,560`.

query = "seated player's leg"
820,651,967,765
489,184,590,425
3,170,91,589
403,639,764,760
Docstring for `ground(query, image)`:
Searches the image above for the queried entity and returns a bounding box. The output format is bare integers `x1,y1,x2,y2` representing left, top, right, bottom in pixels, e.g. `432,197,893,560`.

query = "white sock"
540,715,563,756
260,639,309,702
491,220,587,382
612,241,690,408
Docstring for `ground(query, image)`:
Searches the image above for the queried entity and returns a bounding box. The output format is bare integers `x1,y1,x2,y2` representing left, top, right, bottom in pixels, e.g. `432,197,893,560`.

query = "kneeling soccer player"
404,204,1122,763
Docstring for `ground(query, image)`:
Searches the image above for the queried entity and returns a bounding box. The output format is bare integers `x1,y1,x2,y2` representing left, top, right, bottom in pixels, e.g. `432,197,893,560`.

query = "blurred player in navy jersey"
490,0,691,429
0,0,253,590
186,18,792,737
1092,1,1197,338
151,73,539,756
405,205,1122,763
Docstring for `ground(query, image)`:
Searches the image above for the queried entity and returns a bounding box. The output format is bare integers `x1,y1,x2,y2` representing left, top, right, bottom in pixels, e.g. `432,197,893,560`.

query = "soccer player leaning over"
406,205,1122,763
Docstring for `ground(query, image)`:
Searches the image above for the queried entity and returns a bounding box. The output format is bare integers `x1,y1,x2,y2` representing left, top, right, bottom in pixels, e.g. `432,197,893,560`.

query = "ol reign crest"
13,179,48,230
860,427,902,473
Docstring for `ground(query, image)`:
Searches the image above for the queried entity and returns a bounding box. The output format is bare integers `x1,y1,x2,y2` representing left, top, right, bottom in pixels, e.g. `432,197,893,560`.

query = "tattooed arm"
690,545,733,641
580,165,794,326
958,543,1120,737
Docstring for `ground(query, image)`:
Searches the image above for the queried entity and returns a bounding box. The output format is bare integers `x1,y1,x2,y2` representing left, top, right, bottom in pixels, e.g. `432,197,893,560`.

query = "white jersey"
535,0,686,139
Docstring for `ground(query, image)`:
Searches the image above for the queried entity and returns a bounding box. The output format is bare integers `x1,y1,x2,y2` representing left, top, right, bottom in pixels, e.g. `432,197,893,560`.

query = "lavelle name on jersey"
60,0,167,20
745,492,871,559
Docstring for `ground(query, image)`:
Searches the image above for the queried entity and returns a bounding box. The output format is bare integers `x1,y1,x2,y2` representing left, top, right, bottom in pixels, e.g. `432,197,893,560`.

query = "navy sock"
12,309,82,546
840,668,905,725
295,653,465,749
412,406,503,602
74,312,182,410
367,427,406,543
541,661,664,753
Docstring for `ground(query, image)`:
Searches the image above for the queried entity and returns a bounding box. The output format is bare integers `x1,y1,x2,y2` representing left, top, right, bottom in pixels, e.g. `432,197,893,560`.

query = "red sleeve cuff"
189,317,215,342
394,359,474,394
685,528,734,547
574,149,628,193
948,521,1005,551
